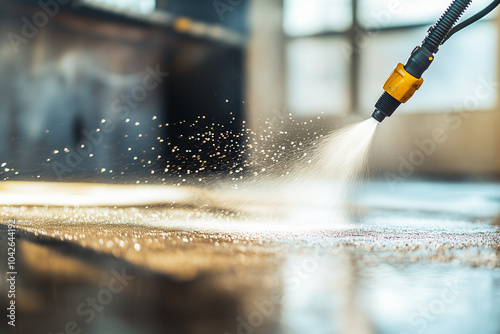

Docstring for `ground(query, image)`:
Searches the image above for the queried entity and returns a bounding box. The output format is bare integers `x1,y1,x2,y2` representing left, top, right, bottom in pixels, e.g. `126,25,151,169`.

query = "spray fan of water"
212,118,379,218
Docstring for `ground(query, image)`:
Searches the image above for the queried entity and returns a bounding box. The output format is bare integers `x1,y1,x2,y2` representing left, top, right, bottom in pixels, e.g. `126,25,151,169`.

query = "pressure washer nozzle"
371,109,386,123
371,91,402,123
371,0,474,124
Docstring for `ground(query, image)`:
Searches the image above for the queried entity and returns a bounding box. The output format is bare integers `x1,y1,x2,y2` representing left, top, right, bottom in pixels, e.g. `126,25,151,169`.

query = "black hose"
422,0,472,53
443,0,500,43
371,0,490,122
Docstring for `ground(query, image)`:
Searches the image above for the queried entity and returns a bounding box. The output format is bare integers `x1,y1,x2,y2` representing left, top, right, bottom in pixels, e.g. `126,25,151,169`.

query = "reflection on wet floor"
0,181,499,334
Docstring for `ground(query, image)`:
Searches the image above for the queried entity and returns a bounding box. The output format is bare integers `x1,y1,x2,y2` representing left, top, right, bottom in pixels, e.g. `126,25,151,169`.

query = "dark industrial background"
0,0,248,182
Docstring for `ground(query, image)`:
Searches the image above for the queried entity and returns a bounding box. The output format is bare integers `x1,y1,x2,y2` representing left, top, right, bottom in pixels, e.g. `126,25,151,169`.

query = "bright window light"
82,0,156,14
284,0,352,37
287,37,350,116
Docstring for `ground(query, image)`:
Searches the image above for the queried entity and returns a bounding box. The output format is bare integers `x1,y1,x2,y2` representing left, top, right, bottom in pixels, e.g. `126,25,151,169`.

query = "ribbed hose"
423,0,472,53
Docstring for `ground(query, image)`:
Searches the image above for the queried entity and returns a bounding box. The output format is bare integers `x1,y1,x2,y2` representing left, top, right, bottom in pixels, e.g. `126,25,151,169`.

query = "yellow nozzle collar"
383,63,423,103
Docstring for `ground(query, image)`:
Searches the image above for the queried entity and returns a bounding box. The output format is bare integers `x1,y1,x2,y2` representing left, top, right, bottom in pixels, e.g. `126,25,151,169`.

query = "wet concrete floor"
0,181,499,334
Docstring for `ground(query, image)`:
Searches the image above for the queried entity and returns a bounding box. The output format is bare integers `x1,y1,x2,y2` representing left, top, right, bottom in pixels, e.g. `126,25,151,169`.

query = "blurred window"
82,0,156,14
287,37,350,116
284,0,352,36
284,0,498,117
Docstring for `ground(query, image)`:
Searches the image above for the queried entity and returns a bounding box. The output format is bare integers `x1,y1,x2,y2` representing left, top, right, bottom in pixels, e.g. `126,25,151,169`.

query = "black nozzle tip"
373,91,401,122
371,109,386,123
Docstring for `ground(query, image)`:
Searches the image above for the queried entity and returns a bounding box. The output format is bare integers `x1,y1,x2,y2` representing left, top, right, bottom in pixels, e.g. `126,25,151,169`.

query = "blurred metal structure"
0,0,248,181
